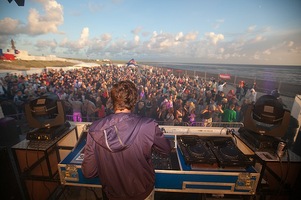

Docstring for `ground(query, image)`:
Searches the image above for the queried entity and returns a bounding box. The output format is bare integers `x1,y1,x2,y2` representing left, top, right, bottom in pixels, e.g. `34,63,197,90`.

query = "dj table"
58,124,260,196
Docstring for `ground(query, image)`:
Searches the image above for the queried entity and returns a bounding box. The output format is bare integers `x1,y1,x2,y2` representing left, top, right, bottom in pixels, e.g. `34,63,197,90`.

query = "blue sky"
0,0,301,65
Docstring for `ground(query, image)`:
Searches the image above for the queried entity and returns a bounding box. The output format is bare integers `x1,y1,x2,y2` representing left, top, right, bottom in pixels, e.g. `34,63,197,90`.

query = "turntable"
178,135,253,169
207,137,253,168
178,135,217,165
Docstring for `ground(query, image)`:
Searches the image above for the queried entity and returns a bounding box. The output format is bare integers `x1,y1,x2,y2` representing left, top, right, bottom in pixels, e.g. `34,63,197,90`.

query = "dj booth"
58,124,260,196
12,93,300,199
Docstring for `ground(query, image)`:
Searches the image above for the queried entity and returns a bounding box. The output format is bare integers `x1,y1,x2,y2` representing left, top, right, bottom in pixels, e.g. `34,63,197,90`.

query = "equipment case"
58,125,260,196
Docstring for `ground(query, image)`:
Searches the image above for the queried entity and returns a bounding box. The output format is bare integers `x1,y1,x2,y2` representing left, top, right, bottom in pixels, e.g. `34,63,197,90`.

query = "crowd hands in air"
0,64,261,126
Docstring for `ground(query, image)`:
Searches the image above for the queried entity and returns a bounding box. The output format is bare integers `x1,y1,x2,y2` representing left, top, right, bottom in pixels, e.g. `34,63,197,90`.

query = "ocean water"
142,62,301,86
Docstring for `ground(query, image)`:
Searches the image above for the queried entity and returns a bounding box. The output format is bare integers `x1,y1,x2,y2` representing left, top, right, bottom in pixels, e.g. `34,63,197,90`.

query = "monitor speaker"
0,146,23,199
0,117,21,146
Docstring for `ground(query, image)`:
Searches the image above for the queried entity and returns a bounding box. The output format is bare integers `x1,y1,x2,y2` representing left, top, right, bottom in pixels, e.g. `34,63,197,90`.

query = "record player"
178,135,253,169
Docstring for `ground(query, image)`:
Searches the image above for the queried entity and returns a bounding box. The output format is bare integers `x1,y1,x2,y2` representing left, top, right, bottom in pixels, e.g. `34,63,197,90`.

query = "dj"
82,80,171,200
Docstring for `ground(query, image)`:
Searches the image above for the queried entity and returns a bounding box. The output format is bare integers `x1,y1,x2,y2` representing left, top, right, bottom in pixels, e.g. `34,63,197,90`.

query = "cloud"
26,0,64,35
35,39,58,53
247,25,256,32
134,35,140,43
251,35,264,43
185,32,198,41
0,18,21,35
146,31,174,50
175,32,184,41
79,27,89,46
263,49,271,55
205,32,224,45
131,26,143,35
0,0,64,36
86,33,112,55
2,0,299,65
59,27,91,54
287,41,294,47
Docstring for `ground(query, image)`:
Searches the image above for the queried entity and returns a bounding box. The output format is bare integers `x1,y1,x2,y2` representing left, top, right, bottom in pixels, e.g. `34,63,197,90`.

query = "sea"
142,62,301,86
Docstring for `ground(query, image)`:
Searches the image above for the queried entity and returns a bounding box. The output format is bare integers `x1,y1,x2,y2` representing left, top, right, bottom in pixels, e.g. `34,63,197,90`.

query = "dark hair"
111,80,138,111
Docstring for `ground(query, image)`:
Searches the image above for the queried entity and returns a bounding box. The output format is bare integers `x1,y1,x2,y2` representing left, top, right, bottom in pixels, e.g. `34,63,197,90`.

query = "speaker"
0,146,23,199
0,117,21,147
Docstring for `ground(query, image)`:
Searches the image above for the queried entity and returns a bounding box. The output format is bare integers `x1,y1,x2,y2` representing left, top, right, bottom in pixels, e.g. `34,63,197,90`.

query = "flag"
128,58,136,65
127,58,137,67
219,74,231,80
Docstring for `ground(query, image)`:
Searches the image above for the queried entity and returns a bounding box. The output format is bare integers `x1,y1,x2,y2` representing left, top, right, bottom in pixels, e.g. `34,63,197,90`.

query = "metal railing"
156,121,244,128
2,113,244,134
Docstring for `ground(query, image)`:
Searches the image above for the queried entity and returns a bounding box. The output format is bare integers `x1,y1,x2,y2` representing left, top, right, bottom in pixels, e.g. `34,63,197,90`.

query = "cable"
274,148,291,200
277,149,290,199
220,126,227,135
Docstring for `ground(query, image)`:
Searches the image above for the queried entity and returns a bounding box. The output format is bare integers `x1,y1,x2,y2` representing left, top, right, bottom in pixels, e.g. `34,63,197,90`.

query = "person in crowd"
270,88,280,99
221,104,236,122
166,94,174,109
174,106,184,125
0,62,267,126
164,107,175,125
196,99,204,118
95,100,106,119
157,102,168,122
204,90,213,105
217,81,227,92
182,101,191,124
270,88,286,107
68,93,83,122
200,103,214,127
82,96,97,122
144,93,153,118
189,108,196,126
13,90,26,114
146,93,158,119
212,103,224,122
215,91,225,105
0,80,7,100
235,104,243,122
235,84,244,101
226,89,236,102
246,88,257,104
135,100,147,116
82,80,171,200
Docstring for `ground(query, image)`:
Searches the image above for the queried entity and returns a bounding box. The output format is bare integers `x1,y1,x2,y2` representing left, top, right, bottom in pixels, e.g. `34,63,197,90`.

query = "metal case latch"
63,165,79,182
235,172,254,192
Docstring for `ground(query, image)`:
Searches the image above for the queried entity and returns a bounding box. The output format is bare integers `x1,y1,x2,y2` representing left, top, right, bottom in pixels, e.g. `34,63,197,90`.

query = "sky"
0,0,301,65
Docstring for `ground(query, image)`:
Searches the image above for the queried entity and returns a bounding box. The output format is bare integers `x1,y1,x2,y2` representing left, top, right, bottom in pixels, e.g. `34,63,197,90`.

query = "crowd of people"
0,64,259,126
